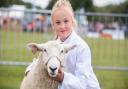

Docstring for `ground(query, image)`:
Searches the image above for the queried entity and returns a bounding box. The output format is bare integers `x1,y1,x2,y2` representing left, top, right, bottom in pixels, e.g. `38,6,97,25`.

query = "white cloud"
23,0,49,8
23,0,126,8
93,0,126,7
34,0,49,8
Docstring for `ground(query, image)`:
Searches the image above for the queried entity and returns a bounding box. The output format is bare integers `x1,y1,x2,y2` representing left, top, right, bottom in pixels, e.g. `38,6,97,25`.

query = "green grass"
0,65,25,89
0,65,128,89
0,30,128,89
0,30,128,66
95,70,128,89
83,36,128,66
0,30,54,61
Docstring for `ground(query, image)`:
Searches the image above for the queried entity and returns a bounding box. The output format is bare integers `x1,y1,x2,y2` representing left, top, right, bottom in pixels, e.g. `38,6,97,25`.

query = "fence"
0,8,128,71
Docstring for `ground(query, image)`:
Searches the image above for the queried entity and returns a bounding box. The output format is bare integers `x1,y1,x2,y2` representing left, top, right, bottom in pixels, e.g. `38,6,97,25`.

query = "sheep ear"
27,43,44,54
63,44,77,53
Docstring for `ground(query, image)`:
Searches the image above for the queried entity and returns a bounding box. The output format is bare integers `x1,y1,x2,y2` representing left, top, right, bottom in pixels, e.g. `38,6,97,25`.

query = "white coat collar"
62,31,76,44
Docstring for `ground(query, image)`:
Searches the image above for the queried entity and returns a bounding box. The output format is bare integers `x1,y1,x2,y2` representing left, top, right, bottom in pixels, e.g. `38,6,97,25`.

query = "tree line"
0,0,127,13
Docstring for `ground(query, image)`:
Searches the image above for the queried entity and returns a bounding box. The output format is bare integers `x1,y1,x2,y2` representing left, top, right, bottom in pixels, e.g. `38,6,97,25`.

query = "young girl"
26,0,101,89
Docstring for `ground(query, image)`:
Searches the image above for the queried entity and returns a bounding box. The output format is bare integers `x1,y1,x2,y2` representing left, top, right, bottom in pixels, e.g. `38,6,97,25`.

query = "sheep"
20,40,76,89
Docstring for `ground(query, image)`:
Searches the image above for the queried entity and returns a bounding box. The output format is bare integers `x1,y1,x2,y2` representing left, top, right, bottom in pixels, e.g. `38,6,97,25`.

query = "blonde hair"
51,0,77,27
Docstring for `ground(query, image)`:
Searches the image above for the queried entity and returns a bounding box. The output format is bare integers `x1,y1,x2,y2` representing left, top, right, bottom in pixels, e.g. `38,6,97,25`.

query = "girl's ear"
27,43,44,54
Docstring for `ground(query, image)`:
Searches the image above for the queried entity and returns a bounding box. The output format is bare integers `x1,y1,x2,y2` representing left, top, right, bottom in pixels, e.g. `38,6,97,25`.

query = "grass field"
0,30,128,89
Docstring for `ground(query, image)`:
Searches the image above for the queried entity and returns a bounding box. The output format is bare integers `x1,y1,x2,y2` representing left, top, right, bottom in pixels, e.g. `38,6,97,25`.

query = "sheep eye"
44,49,47,52
61,50,64,53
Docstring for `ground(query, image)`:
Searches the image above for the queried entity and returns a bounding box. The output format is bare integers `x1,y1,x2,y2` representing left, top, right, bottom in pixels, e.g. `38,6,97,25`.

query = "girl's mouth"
60,30,66,33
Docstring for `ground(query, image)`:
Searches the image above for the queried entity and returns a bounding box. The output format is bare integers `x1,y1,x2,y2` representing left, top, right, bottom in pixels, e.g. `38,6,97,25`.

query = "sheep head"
27,40,76,77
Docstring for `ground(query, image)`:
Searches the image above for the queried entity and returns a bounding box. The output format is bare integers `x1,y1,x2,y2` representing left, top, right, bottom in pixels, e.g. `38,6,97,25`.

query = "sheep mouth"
50,72,55,75
49,72,57,77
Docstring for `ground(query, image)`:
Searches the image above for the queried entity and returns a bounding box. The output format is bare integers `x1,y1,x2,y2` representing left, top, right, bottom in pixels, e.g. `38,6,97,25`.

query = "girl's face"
52,7,73,41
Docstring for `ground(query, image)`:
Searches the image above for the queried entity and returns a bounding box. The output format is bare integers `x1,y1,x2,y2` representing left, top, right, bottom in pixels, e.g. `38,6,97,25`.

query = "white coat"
58,31,101,89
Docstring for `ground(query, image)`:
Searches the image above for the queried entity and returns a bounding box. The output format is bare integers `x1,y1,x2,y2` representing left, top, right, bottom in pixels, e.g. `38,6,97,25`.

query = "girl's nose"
60,23,65,28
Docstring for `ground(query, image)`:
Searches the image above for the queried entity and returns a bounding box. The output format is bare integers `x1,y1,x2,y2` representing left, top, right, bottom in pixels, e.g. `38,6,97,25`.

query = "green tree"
0,0,32,8
94,0,128,13
47,0,94,12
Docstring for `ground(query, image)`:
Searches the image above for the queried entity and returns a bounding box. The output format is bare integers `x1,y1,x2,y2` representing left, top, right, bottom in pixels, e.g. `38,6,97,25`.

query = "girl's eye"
56,21,61,25
64,20,68,23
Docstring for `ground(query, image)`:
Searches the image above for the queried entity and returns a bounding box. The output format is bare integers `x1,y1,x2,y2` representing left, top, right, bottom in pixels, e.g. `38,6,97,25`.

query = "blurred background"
0,0,128,89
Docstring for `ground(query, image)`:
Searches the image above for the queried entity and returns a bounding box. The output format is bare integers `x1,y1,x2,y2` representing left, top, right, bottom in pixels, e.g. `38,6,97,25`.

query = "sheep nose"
49,67,57,73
